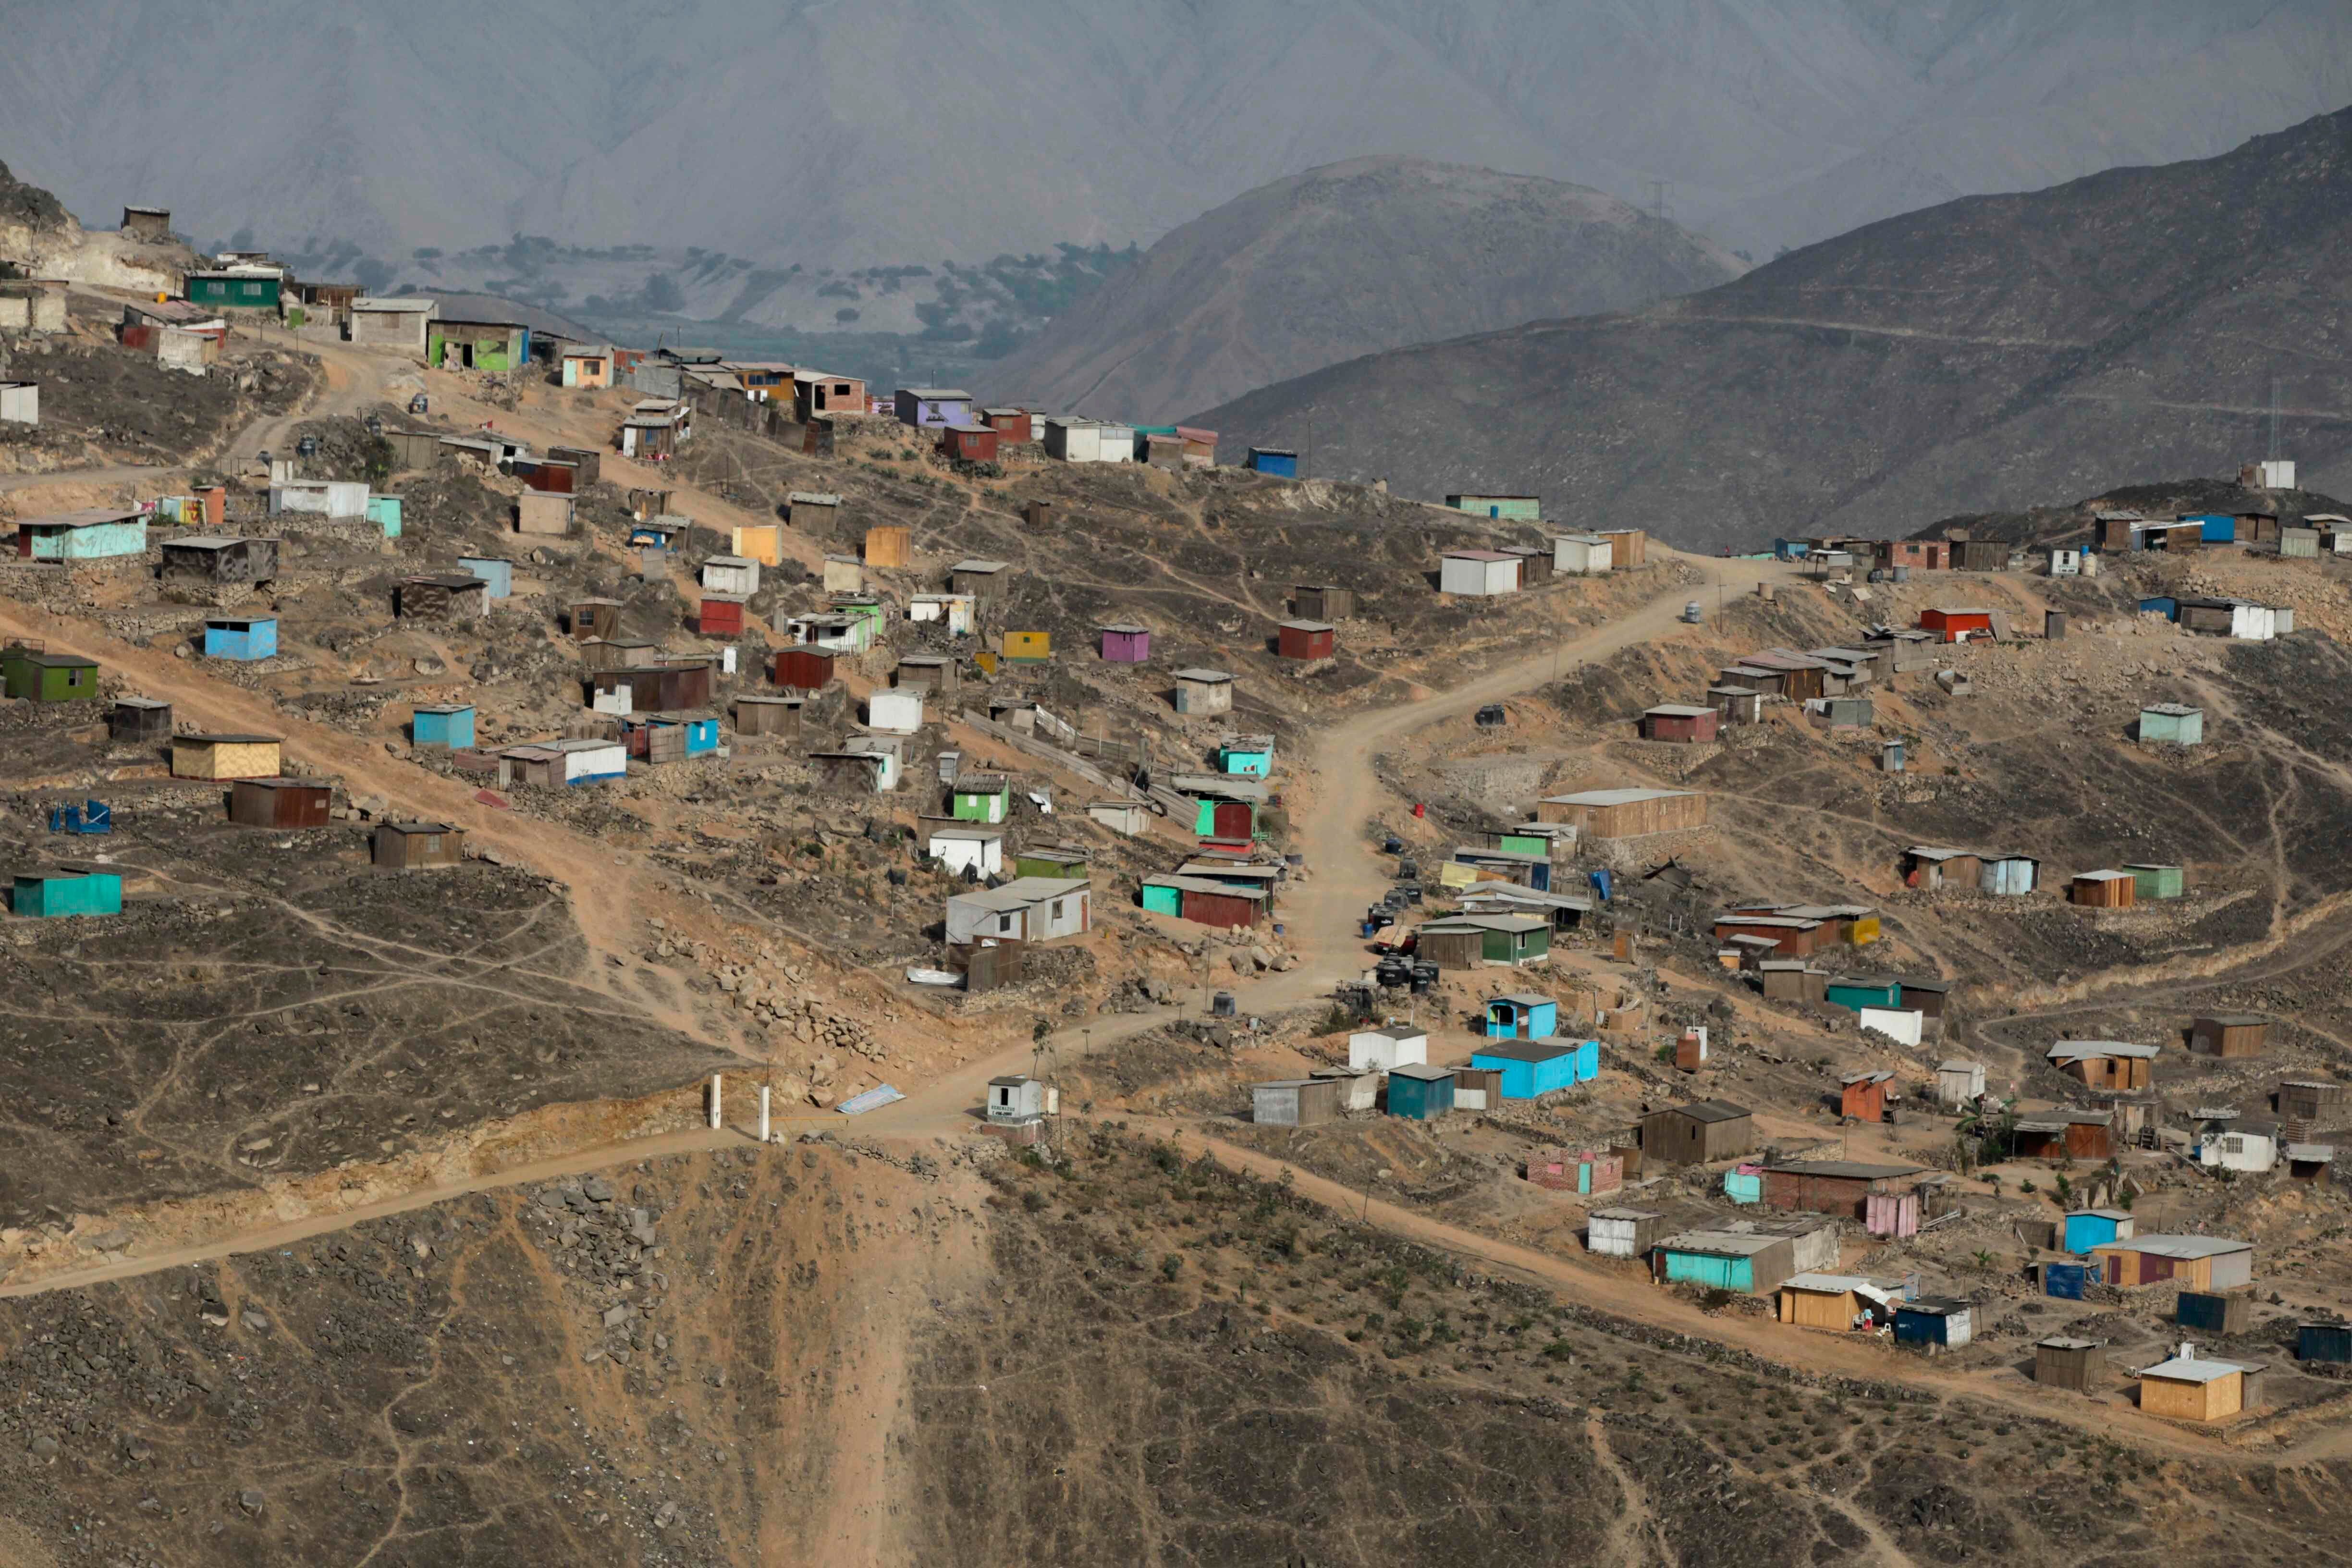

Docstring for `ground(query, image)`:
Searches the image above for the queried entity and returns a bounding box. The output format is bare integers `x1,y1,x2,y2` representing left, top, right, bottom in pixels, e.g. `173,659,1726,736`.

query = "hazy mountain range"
2,0,2348,268
1199,108,2352,548
985,158,1740,424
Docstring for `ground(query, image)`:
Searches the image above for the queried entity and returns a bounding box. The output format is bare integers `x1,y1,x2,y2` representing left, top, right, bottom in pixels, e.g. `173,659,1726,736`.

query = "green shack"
1417,914,1550,969
185,270,282,310
951,772,1010,823
13,866,122,918
2139,703,2204,746
1445,493,1542,522
1015,846,1090,880
1169,772,1269,841
2124,863,2184,900
367,494,404,538
427,318,529,372
1385,1064,1457,1120
1825,974,1903,1013
3,650,99,702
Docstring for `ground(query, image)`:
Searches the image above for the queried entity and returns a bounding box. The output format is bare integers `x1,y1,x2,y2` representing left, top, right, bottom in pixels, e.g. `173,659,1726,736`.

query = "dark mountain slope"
1198,109,2352,550
986,157,1738,425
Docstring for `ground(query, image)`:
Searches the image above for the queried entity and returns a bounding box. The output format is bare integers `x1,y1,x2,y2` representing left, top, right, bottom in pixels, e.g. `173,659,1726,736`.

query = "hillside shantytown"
3,114,2352,1565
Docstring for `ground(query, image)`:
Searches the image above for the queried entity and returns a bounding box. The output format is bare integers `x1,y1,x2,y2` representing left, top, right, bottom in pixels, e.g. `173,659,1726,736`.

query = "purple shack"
1099,623,1151,663
893,387,973,429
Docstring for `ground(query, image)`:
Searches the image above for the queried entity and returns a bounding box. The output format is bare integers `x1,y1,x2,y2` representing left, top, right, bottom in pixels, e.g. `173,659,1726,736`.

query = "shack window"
1051,900,1066,920
241,282,262,298
2221,1136,2243,1153
998,915,1014,934
424,835,441,855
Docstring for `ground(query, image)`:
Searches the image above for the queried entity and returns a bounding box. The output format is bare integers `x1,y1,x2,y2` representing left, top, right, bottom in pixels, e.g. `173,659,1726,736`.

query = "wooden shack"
170,733,281,781
226,777,331,828
1295,585,1357,620
1535,788,1708,839
2069,870,2136,907
2191,1015,2270,1058
864,524,912,568
2035,1337,2106,1392
590,661,713,713
894,654,958,696
731,695,804,737
373,821,466,870
567,598,624,641
1642,1100,1755,1165
1251,1077,1341,1128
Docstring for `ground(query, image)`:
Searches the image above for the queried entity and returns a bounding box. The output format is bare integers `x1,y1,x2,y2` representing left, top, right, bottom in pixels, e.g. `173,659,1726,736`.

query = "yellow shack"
2136,1344,2260,1423
1776,1273,1896,1332
1004,631,1052,663
171,732,283,781
732,524,784,567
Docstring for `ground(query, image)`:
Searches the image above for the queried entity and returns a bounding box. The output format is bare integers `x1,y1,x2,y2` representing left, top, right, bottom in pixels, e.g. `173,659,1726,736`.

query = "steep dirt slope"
986,157,1737,424
1199,107,2352,546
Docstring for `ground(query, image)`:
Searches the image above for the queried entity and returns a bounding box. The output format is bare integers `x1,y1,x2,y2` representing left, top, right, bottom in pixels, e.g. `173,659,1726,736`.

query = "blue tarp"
836,1084,906,1116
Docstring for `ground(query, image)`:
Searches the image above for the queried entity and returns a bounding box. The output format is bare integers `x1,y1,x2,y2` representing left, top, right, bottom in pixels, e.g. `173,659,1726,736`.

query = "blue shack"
2186,513,2238,544
1773,538,1813,561
673,715,721,758
2139,596,2180,621
410,703,476,749
2062,1208,2132,1255
1384,1063,1456,1120
367,494,403,538
203,616,278,661
1471,1037,1588,1100
2040,1261,2098,1298
2299,1323,2352,1363
1484,993,1557,1039
1247,447,1298,478
1893,1299,1974,1349
457,555,514,598
1219,735,1274,777
13,866,122,918
1723,1166,1762,1204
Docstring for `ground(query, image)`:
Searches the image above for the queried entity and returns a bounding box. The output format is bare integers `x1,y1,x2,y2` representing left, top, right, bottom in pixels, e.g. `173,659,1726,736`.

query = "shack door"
1212,801,1252,839
2138,1253,2173,1284
15,529,29,559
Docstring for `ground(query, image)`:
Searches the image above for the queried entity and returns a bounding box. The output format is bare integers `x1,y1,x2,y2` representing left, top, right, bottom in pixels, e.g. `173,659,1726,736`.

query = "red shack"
697,596,745,637
1640,704,1720,743
1277,619,1335,660
939,424,999,463
773,648,837,690
1919,607,1995,643
1838,1070,1893,1122
982,407,1029,445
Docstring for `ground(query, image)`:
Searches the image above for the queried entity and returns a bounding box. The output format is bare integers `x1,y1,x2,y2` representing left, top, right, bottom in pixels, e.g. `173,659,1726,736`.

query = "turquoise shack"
1471,1037,1592,1099
367,494,403,538
203,616,278,661
1825,975,1903,1014
1649,1230,1789,1296
14,866,122,918
1219,734,1275,778
1385,1064,1456,1121
1484,993,1558,1039
1723,1164,1763,1204
2063,1209,2133,1256
17,506,147,562
458,556,514,598
410,704,476,749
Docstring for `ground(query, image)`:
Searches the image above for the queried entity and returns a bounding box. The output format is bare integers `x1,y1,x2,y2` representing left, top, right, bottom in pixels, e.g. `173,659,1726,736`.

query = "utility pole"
2270,375,2282,462
1644,179,1673,225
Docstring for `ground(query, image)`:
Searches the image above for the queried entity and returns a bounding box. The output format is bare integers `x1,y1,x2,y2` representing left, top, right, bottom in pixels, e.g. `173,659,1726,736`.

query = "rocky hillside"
5,2,2350,265
986,157,1738,424
1199,107,2352,549
0,157,189,294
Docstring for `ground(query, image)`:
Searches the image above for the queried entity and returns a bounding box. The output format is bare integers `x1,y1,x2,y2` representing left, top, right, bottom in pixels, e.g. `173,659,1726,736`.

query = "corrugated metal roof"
2047,1040,2162,1061
2103,1234,2250,1260
1472,1040,1580,1064
1544,788,1698,807
2137,1354,2244,1384
1667,1099,1751,1124
1655,1230,1783,1257
1764,1158,1920,1178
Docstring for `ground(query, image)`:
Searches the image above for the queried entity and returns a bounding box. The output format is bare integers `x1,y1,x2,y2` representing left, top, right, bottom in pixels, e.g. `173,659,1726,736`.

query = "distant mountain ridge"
1,1,2349,267
985,157,1738,426
1195,108,2352,551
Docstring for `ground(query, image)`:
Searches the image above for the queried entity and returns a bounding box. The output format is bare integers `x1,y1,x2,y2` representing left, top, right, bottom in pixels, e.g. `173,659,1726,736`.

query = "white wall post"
759,1084,772,1143
709,1073,723,1130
